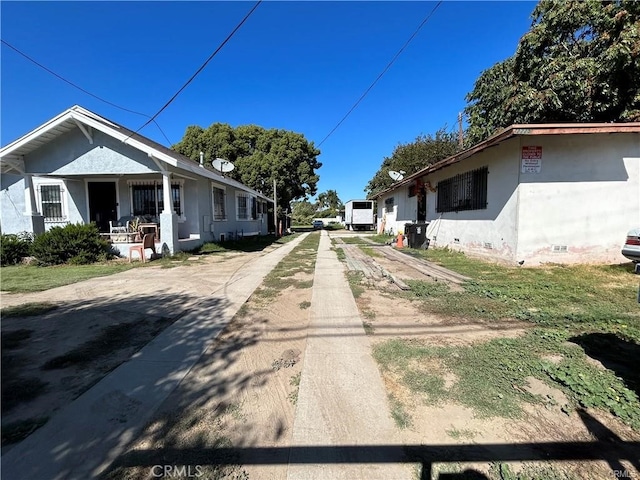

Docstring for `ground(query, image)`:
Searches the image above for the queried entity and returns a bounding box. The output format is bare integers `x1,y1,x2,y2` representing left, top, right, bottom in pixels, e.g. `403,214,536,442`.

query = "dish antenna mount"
212,158,235,176
388,170,405,181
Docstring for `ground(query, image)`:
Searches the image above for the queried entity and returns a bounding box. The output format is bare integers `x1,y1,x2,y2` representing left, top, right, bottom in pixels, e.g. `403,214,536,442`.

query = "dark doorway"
88,182,117,232
417,187,427,221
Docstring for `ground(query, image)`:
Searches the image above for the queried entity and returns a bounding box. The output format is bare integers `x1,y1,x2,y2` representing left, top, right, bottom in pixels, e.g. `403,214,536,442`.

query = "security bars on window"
436,166,488,213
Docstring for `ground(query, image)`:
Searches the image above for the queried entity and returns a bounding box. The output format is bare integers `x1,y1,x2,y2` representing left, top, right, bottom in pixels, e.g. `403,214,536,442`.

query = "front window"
40,185,64,220
212,186,226,221
237,193,249,220
130,181,182,217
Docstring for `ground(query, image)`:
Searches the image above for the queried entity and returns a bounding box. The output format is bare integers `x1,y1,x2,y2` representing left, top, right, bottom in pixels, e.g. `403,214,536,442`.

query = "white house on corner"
374,123,640,265
0,106,273,255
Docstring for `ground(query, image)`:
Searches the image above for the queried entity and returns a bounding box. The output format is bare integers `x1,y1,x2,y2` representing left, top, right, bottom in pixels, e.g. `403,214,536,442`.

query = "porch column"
159,171,179,255
24,174,45,235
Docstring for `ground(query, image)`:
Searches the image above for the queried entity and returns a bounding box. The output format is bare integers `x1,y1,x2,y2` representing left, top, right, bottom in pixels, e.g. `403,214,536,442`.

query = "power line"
1,39,173,145
129,0,262,139
318,1,443,148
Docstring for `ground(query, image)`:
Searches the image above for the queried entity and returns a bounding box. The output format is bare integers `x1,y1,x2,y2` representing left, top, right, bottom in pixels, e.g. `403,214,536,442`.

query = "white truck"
344,200,375,231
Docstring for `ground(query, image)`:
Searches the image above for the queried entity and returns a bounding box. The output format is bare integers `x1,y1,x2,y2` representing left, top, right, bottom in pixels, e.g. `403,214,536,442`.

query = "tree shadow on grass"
569,332,640,398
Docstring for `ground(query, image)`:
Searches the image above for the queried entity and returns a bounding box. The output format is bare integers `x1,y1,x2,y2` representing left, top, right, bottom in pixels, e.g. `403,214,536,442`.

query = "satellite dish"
389,170,405,181
212,158,235,174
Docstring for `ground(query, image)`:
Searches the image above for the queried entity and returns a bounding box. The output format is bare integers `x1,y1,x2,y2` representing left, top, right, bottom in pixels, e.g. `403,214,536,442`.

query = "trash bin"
404,222,430,249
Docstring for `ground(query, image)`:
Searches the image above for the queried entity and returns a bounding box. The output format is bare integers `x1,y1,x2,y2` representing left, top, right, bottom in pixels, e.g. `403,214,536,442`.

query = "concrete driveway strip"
287,231,411,480
1,234,308,480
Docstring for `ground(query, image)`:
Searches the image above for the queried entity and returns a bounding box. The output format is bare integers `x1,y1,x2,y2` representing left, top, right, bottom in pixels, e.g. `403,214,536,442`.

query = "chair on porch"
128,233,157,263
109,216,134,234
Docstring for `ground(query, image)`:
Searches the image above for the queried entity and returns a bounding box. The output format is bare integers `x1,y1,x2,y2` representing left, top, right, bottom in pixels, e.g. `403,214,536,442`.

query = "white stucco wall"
515,133,640,264
424,139,521,263
377,185,418,235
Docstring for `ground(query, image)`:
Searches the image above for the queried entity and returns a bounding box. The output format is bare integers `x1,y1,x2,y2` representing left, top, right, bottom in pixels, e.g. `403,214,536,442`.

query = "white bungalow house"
373,123,640,265
0,106,273,256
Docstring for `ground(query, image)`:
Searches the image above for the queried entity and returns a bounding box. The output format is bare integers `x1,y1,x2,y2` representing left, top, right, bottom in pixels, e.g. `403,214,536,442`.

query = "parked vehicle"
312,220,324,230
622,227,640,262
344,200,375,231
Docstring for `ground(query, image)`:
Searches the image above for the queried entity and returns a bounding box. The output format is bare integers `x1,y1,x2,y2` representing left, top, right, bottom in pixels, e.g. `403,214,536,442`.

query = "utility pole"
273,178,278,237
458,112,464,149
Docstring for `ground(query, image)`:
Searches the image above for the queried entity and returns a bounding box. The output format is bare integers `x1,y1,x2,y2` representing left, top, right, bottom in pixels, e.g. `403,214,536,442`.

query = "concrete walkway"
1,234,308,480
287,231,411,479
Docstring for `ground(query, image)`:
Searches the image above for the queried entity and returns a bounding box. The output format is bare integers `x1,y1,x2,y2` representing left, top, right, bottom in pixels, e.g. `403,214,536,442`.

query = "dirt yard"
3,233,638,479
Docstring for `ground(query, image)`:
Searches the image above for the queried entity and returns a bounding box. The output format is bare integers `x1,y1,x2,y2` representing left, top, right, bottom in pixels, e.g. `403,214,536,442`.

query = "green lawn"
1,263,136,293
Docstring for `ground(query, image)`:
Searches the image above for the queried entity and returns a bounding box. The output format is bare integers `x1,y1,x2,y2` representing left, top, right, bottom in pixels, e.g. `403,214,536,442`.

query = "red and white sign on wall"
521,146,542,173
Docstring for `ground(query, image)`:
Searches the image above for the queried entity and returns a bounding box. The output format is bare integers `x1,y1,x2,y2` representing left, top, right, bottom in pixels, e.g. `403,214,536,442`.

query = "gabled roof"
0,105,272,201
371,122,640,199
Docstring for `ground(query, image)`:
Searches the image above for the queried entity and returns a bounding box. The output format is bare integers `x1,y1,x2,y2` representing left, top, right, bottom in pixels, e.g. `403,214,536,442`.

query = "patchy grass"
388,394,412,429
359,245,381,258
289,372,302,404
446,427,478,440
374,328,640,429
334,247,346,262
362,321,374,335
196,234,299,254
1,417,49,446
0,263,136,293
346,271,365,299
1,302,58,318
339,237,368,245
253,233,319,301
376,246,640,428
368,234,394,244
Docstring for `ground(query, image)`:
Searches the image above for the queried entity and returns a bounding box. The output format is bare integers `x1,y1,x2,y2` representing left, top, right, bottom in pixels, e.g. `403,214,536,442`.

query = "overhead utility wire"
1,39,173,145
129,0,262,139
318,1,443,148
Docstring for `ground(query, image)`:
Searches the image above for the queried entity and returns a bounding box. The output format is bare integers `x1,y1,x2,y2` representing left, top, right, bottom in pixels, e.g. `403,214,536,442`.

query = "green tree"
291,199,316,225
465,0,640,145
173,123,322,209
365,129,459,198
316,189,343,215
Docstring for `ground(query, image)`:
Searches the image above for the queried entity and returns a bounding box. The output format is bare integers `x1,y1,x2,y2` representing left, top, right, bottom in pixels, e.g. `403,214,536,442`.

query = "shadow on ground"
570,332,640,398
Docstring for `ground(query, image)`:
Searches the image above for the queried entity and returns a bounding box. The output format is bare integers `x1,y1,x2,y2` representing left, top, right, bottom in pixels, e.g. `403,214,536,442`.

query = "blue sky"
1,1,536,204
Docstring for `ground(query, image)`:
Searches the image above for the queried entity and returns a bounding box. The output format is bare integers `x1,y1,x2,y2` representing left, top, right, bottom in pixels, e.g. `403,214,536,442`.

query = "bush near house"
0,233,33,266
31,223,113,265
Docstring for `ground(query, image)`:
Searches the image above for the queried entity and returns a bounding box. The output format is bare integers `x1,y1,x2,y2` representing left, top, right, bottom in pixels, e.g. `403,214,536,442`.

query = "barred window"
40,185,64,220
131,182,181,216
212,186,226,220
237,193,249,220
436,166,488,213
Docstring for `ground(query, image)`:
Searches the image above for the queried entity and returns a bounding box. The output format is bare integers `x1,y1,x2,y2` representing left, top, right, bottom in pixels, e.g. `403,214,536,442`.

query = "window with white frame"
39,184,65,220
212,185,226,221
129,180,183,217
237,193,249,220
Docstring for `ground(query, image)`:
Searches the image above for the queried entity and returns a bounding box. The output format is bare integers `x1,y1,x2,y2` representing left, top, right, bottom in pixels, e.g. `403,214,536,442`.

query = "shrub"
0,232,33,266
31,223,113,265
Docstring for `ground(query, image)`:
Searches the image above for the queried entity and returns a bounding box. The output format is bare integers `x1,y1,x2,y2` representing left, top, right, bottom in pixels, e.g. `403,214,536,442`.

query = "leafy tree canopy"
316,189,343,215
465,0,640,145
365,129,460,199
291,199,316,225
173,123,321,208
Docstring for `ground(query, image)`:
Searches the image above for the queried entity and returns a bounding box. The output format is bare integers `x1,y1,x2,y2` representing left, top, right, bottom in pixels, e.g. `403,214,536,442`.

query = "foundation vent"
484,242,494,249
551,245,568,253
